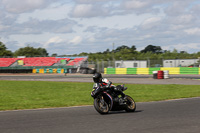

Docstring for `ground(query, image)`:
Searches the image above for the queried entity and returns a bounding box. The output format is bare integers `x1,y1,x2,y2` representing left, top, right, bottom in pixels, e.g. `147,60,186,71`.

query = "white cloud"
163,43,200,53
69,36,83,45
123,0,148,9
2,0,48,13
164,1,192,16
184,28,200,35
75,0,109,3
88,37,96,42
71,4,93,17
17,4,73,23
141,17,162,29
70,3,109,18
169,14,194,25
44,36,63,48
1,0,200,55
46,36,63,44
0,18,76,36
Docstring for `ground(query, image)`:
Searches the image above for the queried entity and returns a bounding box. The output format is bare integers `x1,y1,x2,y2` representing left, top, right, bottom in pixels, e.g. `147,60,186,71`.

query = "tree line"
1,41,200,61
0,41,48,57
77,45,200,62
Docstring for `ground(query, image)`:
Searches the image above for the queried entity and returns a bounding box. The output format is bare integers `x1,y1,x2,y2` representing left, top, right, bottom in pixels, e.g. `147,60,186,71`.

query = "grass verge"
0,80,200,111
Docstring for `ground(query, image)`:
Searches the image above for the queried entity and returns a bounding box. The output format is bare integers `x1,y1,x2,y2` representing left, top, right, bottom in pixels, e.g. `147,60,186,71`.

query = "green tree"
0,41,13,56
141,45,162,54
37,48,48,57
51,53,58,57
103,49,110,54
14,46,48,57
115,45,130,52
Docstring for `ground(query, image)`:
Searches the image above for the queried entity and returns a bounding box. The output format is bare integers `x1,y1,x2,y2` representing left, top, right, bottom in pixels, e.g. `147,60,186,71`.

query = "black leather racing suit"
91,78,125,98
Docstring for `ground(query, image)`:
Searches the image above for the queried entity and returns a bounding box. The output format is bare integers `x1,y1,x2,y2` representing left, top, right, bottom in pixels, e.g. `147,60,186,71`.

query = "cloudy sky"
0,0,200,55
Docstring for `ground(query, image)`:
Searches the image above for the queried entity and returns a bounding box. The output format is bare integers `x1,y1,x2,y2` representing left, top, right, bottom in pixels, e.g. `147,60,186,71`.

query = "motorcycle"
91,85,136,114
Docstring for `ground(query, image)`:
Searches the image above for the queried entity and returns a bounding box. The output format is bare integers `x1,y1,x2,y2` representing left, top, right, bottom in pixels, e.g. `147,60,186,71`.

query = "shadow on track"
103,110,143,115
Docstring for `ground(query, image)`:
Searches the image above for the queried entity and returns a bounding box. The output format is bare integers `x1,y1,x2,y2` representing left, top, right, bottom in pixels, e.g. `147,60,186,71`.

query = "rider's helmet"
93,72,102,83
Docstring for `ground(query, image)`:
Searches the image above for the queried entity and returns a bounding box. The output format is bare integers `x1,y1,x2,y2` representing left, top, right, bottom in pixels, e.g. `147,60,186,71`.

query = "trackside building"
115,60,147,68
163,59,199,67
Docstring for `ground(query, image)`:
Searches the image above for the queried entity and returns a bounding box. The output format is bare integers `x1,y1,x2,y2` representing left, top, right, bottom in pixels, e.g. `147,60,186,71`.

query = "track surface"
0,98,200,133
0,73,200,85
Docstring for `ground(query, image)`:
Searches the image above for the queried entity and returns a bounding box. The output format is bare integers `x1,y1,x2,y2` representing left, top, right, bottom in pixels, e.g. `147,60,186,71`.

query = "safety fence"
104,67,200,75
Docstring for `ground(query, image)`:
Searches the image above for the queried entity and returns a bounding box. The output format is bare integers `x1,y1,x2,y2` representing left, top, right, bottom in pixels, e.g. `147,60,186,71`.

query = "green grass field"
0,80,200,111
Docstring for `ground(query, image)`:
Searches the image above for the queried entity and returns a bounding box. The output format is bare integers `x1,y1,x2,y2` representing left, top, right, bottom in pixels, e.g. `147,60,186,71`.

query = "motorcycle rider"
91,72,126,104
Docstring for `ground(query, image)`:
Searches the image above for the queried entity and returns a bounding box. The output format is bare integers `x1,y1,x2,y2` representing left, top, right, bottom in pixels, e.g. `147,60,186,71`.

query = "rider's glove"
91,88,96,97
91,91,95,97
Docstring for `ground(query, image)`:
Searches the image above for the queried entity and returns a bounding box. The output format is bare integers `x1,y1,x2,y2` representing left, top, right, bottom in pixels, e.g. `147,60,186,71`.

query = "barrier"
106,68,115,74
116,68,127,74
163,70,169,79
127,68,137,74
53,69,57,73
180,67,199,74
57,68,61,73
61,69,65,73
153,71,158,79
32,69,37,73
160,67,180,74
36,69,40,73
104,67,200,75
39,69,44,74
149,68,160,74
137,68,149,74
104,68,107,74
0,66,68,74
48,69,53,73
157,71,164,79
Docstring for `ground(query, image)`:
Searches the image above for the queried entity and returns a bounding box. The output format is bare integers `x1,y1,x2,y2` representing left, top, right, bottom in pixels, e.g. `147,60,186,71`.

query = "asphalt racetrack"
0,73,200,85
0,98,200,133
0,74,200,133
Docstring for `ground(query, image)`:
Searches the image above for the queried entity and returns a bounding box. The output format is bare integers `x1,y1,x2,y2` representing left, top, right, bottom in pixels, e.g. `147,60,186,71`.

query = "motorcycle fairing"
103,91,113,110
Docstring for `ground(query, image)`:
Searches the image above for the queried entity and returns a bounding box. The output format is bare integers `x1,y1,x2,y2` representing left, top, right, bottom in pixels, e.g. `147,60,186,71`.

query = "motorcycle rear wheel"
94,96,109,114
125,95,136,112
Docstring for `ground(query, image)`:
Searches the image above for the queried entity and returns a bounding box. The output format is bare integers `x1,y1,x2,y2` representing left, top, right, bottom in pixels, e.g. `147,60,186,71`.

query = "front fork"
100,96,106,105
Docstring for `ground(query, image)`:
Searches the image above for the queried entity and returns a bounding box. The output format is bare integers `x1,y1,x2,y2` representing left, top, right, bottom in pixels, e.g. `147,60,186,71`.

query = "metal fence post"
101,60,104,73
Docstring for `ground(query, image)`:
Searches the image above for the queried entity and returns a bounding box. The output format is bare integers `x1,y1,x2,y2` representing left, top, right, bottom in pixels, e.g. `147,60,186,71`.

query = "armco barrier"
104,67,200,75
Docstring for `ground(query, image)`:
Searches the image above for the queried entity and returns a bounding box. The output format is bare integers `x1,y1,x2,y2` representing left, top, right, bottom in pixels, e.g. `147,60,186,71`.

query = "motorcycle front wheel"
125,95,136,112
94,96,109,114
